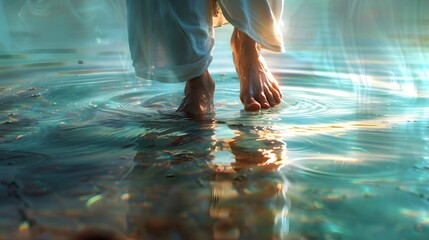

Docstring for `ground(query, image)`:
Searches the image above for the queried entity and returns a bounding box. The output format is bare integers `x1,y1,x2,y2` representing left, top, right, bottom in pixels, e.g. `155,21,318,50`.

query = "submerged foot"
176,70,215,115
231,28,283,111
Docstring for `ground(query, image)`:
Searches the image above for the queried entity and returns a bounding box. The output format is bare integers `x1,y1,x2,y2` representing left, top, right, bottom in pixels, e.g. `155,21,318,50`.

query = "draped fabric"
127,0,284,82
217,0,285,52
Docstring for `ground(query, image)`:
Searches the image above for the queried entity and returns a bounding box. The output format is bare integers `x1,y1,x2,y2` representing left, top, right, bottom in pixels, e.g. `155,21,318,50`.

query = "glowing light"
18,222,29,232
400,208,423,218
86,194,103,208
277,112,420,138
121,193,130,201
420,218,429,224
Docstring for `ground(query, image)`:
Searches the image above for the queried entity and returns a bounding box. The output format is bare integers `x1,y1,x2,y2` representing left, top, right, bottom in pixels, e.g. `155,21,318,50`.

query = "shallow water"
1,1,429,240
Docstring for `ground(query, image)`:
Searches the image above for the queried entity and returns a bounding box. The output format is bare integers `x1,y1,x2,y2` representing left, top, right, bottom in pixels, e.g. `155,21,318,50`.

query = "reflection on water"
1,1,429,240
129,120,288,239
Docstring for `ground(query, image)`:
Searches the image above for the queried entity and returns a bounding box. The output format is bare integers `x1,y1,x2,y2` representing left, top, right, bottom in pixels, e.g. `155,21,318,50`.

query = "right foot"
231,28,283,111
176,71,215,115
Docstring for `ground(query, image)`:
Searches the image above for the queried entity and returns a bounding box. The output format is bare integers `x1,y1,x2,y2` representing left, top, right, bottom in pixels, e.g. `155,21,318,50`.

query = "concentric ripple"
0,150,52,167
0,12,429,239
281,86,356,124
289,155,403,179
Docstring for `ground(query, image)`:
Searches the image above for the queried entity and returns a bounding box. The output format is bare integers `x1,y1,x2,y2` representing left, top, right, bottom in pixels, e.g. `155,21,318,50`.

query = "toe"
269,78,282,99
264,88,277,107
270,87,282,104
255,92,270,109
243,95,261,111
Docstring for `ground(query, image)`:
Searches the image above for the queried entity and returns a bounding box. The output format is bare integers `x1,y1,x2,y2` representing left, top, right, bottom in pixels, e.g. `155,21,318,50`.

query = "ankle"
231,29,260,58
186,71,215,93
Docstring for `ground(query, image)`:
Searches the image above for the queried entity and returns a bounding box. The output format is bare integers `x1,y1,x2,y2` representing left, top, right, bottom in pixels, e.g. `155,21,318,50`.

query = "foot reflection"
128,119,289,239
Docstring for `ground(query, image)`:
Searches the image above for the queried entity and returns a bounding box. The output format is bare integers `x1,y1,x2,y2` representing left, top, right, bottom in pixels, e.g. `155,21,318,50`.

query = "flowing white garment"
127,0,284,82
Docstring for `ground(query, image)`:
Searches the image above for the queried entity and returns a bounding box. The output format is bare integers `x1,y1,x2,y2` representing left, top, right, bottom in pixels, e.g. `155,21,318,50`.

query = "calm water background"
1,1,429,239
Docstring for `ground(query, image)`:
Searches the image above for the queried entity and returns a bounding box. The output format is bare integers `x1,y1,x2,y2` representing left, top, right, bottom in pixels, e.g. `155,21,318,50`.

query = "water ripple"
282,86,355,123
0,150,52,167
289,155,403,179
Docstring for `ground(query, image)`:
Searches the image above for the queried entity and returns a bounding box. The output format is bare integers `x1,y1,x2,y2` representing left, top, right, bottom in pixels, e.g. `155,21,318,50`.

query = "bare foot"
231,28,283,111
176,70,215,115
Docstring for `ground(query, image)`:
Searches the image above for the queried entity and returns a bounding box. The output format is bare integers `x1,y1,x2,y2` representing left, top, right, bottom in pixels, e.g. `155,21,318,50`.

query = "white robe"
127,0,284,82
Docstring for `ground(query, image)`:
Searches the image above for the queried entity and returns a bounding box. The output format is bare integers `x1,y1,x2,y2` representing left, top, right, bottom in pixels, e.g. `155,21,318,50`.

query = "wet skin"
176,28,282,115
231,28,283,111
176,70,215,115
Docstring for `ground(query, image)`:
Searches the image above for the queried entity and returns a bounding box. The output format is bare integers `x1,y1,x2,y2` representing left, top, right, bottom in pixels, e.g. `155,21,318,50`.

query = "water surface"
1,1,429,239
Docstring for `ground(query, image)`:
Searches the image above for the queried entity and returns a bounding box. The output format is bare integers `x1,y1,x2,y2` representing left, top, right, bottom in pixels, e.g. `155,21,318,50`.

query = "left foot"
176,70,215,115
231,28,283,111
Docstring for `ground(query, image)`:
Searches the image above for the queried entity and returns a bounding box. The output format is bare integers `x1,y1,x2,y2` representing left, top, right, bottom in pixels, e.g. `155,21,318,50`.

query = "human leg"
231,28,282,111
127,0,215,115
176,70,215,115
217,0,284,111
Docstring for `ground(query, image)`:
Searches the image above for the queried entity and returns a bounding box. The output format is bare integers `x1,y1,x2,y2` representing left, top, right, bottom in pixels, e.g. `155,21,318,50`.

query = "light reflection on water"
1,1,429,240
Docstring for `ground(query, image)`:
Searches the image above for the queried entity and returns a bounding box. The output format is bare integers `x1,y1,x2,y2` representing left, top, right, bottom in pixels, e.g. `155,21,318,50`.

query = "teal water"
1,1,429,240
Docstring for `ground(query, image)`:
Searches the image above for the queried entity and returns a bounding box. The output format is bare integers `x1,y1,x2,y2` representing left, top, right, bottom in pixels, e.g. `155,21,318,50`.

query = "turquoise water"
1,1,429,239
